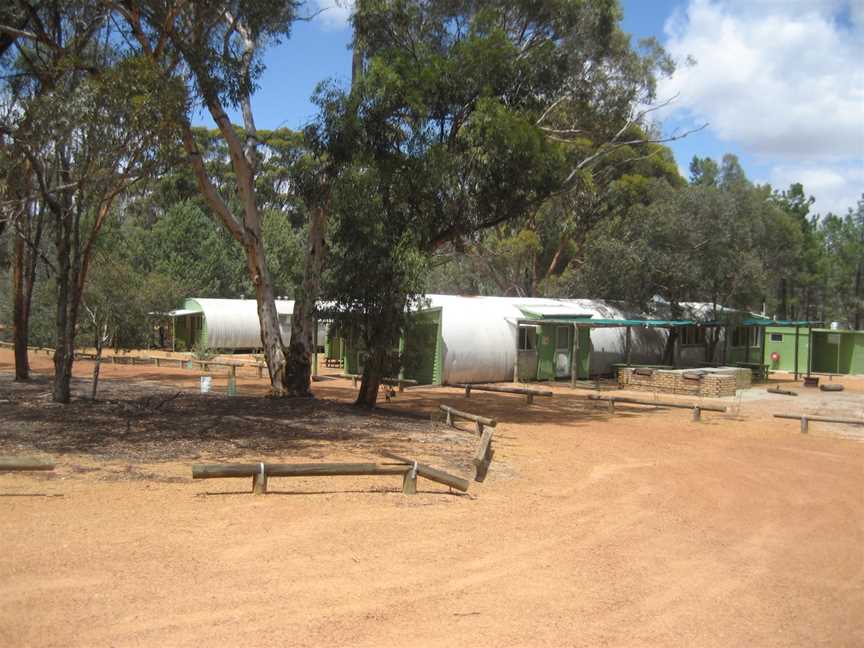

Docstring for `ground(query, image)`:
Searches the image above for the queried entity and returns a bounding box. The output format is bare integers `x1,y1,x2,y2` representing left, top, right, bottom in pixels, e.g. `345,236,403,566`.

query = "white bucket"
200,376,212,394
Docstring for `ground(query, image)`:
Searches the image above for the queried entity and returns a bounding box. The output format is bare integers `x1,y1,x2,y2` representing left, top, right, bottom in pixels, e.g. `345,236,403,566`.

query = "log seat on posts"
773,413,864,434
587,394,726,421
438,405,497,482
0,457,55,472
454,383,553,405
192,456,469,495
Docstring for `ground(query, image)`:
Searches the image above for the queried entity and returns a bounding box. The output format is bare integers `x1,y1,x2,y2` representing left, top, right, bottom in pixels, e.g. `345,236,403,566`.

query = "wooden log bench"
773,413,864,434
438,405,497,482
439,404,496,435
192,454,469,495
454,383,554,405
0,457,55,472
588,394,726,421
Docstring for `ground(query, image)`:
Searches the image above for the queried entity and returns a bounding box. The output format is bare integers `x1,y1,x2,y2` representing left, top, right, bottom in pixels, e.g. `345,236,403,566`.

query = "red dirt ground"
1,348,862,647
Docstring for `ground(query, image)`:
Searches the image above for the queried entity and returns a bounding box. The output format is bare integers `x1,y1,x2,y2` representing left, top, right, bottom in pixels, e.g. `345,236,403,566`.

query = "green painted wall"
762,326,810,373
174,299,205,350
812,330,864,374
402,309,443,385
339,308,444,385
533,324,590,381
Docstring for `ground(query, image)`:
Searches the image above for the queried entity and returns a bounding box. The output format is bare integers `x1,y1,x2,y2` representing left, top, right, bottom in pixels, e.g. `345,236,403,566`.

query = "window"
555,326,571,350
518,327,536,351
770,333,783,342
732,326,759,348
679,326,706,346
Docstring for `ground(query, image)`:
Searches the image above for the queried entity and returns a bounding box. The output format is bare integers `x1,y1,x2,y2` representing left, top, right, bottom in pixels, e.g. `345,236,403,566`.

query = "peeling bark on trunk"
246,235,289,395
356,347,386,409
286,203,328,397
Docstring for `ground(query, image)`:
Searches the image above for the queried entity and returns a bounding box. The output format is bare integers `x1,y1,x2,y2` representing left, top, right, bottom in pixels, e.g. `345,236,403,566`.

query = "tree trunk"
286,203,328,397
52,211,74,404
91,324,105,400
12,234,30,381
244,235,289,396
356,346,387,408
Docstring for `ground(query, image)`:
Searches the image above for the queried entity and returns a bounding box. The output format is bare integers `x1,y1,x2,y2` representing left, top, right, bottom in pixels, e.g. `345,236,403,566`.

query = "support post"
312,318,319,379
401,462,418,495
155,357,161,367
745,328,751,365
800,416,809,434
625,326,632,366
794,325,800,380
527,393,534,405
465,385,472,398
692,406,702,422
252,463,268,494
570,323,578,388
807,327,814,377
227,366,237,397
608,399,615,414
513,327,520,384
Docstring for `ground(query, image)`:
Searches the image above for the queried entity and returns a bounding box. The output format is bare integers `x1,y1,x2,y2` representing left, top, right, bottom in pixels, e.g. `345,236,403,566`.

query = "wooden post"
807,326,814,377
800,416,809,434
401,461,418,495
465,385,471,398
475,421,484,436
228,366,237,397
608,399,615,414
570,323,578,388
155,357,161,367
445,409,452,426
692,406,702,422
513,327,520,383
625,326,632,366
473,427,495,482
723,325,729,365
526,393,534,405
793,325,800,380
252,462,267,494
257,364,263,379
745,328,751,365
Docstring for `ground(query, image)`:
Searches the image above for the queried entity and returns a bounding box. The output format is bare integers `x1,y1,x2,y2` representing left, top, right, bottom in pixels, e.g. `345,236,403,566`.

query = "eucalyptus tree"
110,1,306,395
317,0,679,406
0,2,184,402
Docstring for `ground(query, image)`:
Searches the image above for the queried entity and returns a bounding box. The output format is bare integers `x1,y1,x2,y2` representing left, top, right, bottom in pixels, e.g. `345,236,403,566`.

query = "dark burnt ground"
0,371,476,476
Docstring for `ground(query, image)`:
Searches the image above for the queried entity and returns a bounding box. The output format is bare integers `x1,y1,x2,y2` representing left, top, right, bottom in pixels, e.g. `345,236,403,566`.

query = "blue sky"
203,0,863,216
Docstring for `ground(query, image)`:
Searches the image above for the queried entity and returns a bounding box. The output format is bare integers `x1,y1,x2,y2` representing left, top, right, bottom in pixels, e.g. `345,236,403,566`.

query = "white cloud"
310,0,354,30
659,0,863,215
660,0,863,159
768,163,863,215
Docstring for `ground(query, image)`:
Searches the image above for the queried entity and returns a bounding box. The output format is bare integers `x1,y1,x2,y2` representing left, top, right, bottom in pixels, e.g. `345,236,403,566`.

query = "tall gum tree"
112,1,301,395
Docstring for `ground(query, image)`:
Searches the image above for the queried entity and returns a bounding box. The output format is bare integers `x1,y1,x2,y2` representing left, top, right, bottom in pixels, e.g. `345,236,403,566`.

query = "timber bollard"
692,406,702,422
801,416,808,434
227,366,237,396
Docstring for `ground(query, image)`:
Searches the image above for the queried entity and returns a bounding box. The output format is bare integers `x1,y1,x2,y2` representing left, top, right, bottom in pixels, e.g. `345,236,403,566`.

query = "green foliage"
191,341,215,361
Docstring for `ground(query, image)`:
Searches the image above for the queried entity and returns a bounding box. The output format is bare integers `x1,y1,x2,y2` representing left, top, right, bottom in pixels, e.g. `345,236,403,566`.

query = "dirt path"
1,350,862,647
